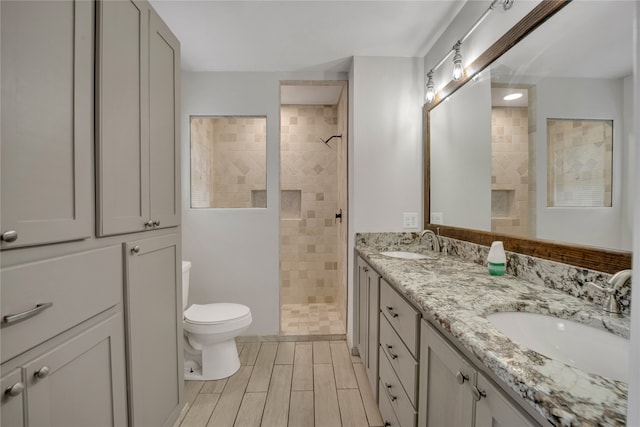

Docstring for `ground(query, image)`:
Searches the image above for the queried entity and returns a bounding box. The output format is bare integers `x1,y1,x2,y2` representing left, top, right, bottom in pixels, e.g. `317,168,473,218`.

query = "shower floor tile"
281,303,345,335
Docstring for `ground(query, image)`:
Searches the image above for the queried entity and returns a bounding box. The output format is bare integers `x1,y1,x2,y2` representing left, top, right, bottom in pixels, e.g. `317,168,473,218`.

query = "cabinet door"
419,321,475,427
25,314,127,427
124,234,183,427
0,0,92,249
1,368,25,427
357,258,369,361
96,0,150,236
366,267,380,397
148,10,180,229
474,373,536,427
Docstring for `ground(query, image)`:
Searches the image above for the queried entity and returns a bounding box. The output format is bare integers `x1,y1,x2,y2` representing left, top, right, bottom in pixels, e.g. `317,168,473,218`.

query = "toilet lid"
184,303,251,325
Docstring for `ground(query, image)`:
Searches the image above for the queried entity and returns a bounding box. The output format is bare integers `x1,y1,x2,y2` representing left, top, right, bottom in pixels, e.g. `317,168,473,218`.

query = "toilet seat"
184,303,251,325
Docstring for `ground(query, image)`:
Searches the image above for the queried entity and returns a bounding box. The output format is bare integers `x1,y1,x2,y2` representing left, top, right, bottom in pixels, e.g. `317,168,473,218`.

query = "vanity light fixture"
503,93,523,101
425,71,436,103
423,0,514,104
452,42,464,81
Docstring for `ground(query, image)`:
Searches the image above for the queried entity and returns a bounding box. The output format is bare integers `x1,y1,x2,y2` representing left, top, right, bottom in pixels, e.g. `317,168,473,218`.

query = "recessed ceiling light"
503,93,523,101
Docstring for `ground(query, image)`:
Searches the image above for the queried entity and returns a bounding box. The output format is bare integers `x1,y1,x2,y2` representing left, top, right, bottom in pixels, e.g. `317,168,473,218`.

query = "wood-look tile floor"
174,340,383,427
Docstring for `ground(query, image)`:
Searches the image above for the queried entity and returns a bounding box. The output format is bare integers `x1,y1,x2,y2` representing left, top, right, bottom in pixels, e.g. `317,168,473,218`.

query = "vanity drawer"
379,314,418,406
1,246,122,363
379,348,417,427
380,278,419,357
379,379,402,427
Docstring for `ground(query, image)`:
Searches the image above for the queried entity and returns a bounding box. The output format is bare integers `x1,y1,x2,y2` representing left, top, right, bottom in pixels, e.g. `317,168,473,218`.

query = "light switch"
430,212,443,225
403,212,418,229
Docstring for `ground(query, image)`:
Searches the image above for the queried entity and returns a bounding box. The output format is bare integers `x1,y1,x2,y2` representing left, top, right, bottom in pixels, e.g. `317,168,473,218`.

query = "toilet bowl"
182,261,252,380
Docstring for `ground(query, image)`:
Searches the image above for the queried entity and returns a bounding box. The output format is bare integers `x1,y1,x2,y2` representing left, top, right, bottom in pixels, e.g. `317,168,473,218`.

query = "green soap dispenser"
487,241,506,276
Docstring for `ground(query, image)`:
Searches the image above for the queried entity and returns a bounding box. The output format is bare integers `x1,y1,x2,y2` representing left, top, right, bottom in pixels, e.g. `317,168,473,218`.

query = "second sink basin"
487,311,629,382
380,251,435,260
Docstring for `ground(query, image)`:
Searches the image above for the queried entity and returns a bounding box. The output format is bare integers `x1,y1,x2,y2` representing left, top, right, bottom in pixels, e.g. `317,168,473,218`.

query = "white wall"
182,71,345,336
429,75,492,230
535,77,628,250
347,56,424,345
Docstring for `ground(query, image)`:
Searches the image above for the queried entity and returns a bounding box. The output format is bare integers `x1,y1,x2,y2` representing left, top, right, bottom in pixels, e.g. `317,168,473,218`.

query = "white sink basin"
380,251,434,260
487,312,629,382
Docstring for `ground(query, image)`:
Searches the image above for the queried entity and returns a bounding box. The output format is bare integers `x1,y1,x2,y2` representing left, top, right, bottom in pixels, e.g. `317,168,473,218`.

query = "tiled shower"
279,87,347,335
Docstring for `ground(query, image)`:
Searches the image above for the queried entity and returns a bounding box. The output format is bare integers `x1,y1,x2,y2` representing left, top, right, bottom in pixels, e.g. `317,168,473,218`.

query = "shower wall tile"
190,116,267,208
280,105,339,305
491,107,529,237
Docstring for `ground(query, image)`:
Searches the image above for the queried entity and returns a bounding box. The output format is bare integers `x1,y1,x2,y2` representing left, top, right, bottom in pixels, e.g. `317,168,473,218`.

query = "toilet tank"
182,261,191,310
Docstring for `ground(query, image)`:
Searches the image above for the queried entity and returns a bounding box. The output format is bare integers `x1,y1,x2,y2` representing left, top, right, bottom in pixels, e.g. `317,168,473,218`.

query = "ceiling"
149,1,466,73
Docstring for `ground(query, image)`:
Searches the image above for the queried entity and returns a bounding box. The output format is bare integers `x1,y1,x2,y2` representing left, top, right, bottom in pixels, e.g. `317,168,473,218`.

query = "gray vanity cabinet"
0,313,127,427
96,0,180,236
24,313,128,427
474,373,537,427
0,0,93,249
419,320,537,427
124,234,183,427
357,256,381,397
419,320,476,427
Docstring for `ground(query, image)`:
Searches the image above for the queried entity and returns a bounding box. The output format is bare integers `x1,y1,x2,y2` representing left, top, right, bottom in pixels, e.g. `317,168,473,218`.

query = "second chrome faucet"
588,269,632,315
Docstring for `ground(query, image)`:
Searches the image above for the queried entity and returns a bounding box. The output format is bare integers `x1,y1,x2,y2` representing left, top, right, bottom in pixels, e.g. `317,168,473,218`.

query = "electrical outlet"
430,212,443,225
403,212,418,229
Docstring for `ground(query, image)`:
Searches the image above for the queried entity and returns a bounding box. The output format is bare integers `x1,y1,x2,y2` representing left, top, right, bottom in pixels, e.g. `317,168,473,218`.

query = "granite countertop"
356,244,630,427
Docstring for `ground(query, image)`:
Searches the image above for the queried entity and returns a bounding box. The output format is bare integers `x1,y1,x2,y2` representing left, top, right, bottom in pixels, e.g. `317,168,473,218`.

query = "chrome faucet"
420,229,441,253
588,269,631,315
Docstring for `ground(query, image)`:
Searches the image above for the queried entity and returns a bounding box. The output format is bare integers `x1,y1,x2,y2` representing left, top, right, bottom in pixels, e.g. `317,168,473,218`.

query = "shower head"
320,135,342,146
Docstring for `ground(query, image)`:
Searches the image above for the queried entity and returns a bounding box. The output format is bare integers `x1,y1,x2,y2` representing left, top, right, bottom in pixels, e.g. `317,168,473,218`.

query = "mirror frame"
423,0,632,274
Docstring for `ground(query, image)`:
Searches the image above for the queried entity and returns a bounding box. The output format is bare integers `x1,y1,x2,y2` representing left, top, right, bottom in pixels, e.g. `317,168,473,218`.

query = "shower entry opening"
279,81,348,336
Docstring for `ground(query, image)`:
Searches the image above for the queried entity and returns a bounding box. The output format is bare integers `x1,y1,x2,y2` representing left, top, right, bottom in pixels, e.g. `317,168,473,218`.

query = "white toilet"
182,261,252,380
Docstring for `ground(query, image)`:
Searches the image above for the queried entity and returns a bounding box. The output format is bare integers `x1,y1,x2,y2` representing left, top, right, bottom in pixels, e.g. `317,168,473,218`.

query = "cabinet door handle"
386,344,398,360
472,385,486,401
363,267,369,272
383,382,397,401
1,230,18,243
152,220,160,227
3,302,53,325
384,422,391,427
144,220,154,228
5,382,24,397
455,371,469,384
385,306,399,318
34,366,50,379
131,245,140,254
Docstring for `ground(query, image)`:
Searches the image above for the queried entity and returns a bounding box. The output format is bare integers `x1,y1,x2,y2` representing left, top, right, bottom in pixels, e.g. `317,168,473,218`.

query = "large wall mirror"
425,0,634,272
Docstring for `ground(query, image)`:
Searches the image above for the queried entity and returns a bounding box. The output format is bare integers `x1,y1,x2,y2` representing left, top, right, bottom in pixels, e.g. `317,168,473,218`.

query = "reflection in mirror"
190,116,267,208
429,1,634,251
547,118,613,208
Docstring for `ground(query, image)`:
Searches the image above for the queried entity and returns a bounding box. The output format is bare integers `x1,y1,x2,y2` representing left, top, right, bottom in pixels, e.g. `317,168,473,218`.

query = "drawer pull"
131,245,141,254
384,422,391,427
385,306,399,318
1,230,18,243
386,344,398,360
34,366,50,379
3,302,53,325
472,385,487,401
144,220,154,228
5,382,24,397
152,220,160,227
384,382,397,402
363,267,369,272
455,371,469,384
